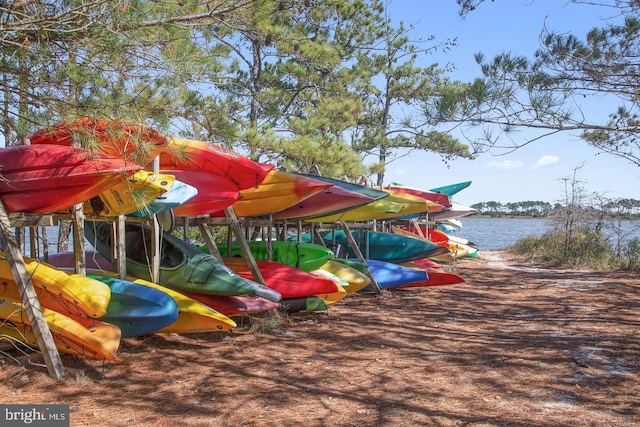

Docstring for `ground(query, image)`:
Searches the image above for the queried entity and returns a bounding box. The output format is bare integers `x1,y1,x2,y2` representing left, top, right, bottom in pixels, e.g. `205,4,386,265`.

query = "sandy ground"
0,250,638,426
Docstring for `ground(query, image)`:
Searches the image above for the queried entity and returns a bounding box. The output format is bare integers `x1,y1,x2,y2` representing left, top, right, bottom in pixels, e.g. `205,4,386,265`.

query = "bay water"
16,217,640,257
448,217,640,251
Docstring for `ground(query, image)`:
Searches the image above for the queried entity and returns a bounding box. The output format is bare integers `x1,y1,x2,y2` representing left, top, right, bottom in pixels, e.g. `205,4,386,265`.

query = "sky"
381,0,639,206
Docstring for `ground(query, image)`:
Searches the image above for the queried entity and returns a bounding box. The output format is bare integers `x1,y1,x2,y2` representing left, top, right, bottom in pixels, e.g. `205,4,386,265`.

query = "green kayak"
209,240,335,272
84,221,255,296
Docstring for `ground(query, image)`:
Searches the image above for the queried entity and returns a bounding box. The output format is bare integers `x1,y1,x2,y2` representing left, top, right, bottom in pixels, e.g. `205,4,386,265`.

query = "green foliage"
509,228,617,270
0,0,474,180
621,238,640,271
449,1,640,166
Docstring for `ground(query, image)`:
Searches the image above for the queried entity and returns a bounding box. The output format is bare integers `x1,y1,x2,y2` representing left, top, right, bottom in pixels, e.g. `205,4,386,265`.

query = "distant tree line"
470,199,640,218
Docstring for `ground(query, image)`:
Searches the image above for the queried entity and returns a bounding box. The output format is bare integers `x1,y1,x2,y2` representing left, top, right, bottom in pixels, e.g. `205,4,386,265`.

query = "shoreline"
0,254,638,426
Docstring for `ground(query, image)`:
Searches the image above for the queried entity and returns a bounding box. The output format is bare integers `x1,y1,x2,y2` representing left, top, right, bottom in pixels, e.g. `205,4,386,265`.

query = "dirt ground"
0,250,638,427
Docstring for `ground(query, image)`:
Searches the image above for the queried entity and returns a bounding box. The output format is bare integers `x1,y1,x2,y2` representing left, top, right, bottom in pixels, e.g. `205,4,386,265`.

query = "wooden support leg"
0,200,64,379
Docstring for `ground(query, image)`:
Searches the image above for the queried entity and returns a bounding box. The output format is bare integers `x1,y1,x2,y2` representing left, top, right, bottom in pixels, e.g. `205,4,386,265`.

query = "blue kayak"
129,179,198,217
92,276,180,338
357,259,428,291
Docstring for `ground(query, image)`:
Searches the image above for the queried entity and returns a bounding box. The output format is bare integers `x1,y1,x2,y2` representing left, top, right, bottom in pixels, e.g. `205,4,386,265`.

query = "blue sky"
381,1,639,206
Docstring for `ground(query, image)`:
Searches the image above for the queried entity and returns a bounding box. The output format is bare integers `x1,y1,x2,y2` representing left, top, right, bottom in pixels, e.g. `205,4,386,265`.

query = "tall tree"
351,7,472,187
0,1,250,143
443,0,640,166
173,0,381,178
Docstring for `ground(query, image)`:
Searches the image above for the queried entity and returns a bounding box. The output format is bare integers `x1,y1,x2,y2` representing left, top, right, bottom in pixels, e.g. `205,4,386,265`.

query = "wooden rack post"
0,200,64,379
338,221,382,294
72,203,87,276
223,207,266,285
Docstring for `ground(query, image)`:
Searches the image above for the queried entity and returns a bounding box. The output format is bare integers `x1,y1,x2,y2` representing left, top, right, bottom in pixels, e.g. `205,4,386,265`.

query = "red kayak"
160,137,273,190
403,258,442,269
384,184,451,211
26,117,169,165
179,292,280,317
222,257,339,299
209,170,333,218
0,144,141,213
393,267,465,289
271,182,376,220
164,169,240,217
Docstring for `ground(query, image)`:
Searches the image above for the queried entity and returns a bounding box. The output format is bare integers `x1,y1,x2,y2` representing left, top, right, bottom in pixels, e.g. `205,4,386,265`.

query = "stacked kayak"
213,240,335,272
0,119,483,362
298,230,450,263
85,221,255,296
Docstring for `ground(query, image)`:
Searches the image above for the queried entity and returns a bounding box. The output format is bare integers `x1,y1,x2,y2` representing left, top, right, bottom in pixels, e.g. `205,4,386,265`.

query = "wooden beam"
0,200,64,379
150,217,160,284
116,216,126,280
8,213,53,228
410,218,426,239
338,221,382,294
150,156,160,284
28,226,38,259
223,207,266,285
72,203,87,276
198,223,223,261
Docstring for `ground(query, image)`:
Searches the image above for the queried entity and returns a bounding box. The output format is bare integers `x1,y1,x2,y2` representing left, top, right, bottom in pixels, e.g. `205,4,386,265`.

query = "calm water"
447,217,640,251
16,217,640,256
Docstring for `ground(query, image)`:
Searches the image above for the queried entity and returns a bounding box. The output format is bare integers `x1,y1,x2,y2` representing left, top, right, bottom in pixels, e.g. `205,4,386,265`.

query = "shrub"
509,228,617,270
621,238,640,271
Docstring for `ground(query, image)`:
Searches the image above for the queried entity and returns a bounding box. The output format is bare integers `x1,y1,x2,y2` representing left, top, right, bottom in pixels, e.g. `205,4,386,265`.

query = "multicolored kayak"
222,257,339,299
0,144,141,214
161,169,240,217
385,183,451,210
305,190,432,222
213,240,335,272
179,292,280,317
91,276,180,338
83,268,238,333
85,170,176,217
300,230,449,263
317,260,371,293
1,252,112,318
159,137,273,190
210,170,333,218
0,297,121,360
128,179,199,217
270,182,376,220
26,117,170,165
295,174,389,201
84,221,254,296
44,254,239,333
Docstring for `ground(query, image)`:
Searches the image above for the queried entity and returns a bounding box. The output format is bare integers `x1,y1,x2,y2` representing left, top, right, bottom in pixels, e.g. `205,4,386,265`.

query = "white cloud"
487,160,523,170
531,155,560,169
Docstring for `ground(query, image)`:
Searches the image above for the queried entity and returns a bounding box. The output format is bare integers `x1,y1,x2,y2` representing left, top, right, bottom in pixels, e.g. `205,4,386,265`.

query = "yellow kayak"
129,277,237,333
317,260,371,293
83,269,237,333
85,170,176,216
213,170,332,217
431,242,471,262
314,283,348,306
0,253,111,318
306,189,433,222
0,297,121,360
